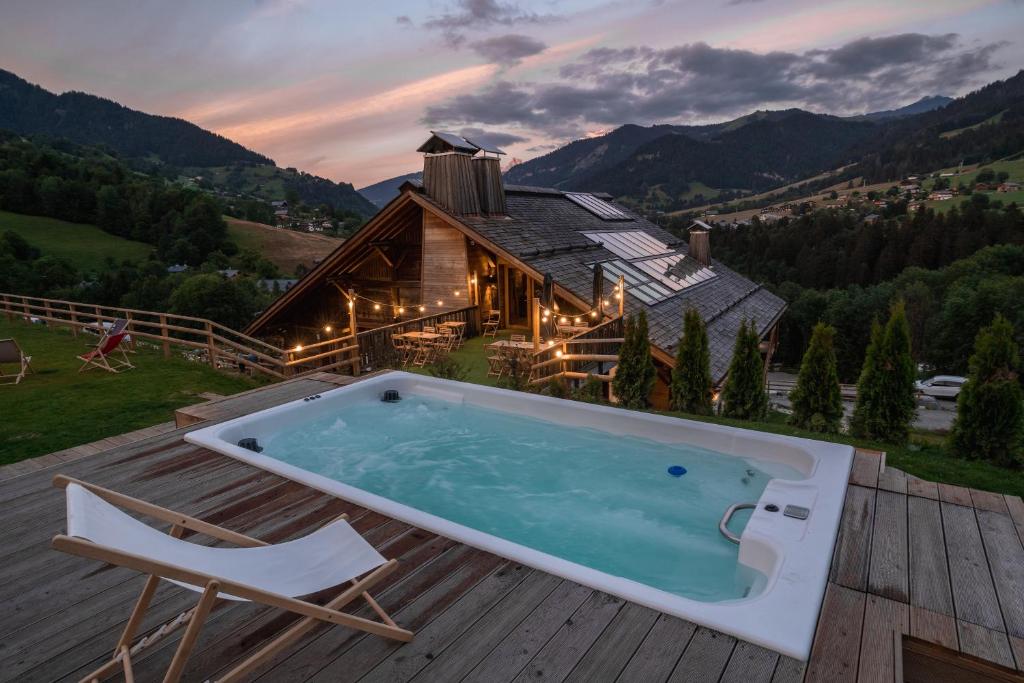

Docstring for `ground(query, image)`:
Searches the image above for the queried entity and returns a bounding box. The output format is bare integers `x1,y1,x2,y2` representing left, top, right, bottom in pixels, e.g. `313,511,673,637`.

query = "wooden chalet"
245,132,786,405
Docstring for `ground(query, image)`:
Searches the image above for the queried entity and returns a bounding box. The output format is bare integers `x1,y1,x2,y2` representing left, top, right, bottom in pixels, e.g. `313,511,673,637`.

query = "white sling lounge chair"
50,475,413,683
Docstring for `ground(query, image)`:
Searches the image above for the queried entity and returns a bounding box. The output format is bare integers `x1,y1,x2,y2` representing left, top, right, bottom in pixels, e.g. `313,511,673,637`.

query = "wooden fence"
0,292,360,380
529,315,624,385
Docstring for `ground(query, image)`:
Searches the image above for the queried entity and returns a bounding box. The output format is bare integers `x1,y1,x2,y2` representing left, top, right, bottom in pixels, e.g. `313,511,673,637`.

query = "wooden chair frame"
50,475,412,683
78,333,135,374
482,310,500,338
0,338,33,385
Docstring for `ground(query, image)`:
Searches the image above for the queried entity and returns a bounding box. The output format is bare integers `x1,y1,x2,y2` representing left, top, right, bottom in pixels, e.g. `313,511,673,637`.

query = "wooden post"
125,311,136,350
69,301,78,337
532,297,541,352
22,296,30,318
205,321,217,368
501,263,510,330
2,294,11,322
617,275,625,317
159,314,171,358
348,288,360,376
42,298,53,325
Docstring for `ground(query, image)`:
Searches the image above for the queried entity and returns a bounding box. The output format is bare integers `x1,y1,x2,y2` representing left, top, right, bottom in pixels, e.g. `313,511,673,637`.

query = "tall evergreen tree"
612,311,656,409
851,301,917,443
721,319,768,420
789,322,843,432
670,308,713,415
949,315,1024,467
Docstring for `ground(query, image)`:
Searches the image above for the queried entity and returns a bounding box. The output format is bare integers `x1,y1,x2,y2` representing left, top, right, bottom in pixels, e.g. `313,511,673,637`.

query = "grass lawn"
0,210,153,273
411,334,1024,498
0,318,265,464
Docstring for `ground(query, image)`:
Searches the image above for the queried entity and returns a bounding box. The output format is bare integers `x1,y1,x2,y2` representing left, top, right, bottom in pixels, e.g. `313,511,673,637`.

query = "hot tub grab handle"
719,502,757,545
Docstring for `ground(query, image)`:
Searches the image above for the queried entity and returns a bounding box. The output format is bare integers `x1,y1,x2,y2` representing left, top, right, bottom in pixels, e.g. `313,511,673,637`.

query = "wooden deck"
1,374,1023,682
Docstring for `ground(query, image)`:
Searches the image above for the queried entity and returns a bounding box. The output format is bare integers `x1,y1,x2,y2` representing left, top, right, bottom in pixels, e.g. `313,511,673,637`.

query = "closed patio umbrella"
592,262,604,317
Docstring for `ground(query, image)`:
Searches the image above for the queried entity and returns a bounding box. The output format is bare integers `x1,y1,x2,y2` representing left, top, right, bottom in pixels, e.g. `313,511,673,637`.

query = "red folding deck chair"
78,331,135,373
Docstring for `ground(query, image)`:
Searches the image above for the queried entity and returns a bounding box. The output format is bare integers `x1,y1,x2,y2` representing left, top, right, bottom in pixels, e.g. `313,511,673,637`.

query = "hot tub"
186,372,852,659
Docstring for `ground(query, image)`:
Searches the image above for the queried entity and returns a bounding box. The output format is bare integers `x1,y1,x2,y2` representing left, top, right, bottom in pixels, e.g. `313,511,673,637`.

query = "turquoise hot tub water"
261,396,804,602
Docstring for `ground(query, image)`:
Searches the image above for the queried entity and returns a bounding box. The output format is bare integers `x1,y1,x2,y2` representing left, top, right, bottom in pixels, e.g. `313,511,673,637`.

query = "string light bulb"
590,311,597,318
574,317,581,325
373,303,381,311
559,316,568,324
347,300,353,309
436,300,444,306
614,293,622,300
294,344,303,352
603,299,609,306
547,340,555,347
398,306,405,314
419,305,426,313
324,325,332,333
454,290,460,296
555,350,563,358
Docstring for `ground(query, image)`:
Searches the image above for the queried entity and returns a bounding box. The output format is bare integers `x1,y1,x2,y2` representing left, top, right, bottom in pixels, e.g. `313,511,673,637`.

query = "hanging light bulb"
398,306,405,314
615,293,622,300
547,340,555,347
559,316,568,324
418,305,426,313
603,299,610,307
436,299,444,306
324,325,332,333
574,317,581,325
454,290,460,296
294,344,303,352
555,350,563,358
373,303,381,311
589,311,597,318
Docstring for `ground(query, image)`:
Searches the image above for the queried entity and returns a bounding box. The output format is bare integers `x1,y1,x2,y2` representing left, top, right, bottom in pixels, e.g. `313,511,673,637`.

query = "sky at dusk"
1,0,1020,187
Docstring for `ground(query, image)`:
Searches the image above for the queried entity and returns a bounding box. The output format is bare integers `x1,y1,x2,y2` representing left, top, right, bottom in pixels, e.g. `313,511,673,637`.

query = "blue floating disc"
667,465,687,477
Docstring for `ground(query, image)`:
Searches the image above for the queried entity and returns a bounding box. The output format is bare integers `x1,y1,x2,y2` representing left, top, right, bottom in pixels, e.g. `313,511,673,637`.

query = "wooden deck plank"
907,496,954,616
449,580,594,683
509,592,626,683
942,503,1005,632
719,640,780,683
407,572,563,683
938,483,974,507
868,489,909,602
971,488,1010,514
805,583,865,683
830,485,876,591
857,594,909,683
977,509,1024,639
563,602,660,683
957,620,1016,669
909,606,958,649
1006,496,1024,527
667,627,736,683
906,475,939,500
849,450,881,488
877,466,908,495
360,562,533,683
615,614,696,683
770,656,806,683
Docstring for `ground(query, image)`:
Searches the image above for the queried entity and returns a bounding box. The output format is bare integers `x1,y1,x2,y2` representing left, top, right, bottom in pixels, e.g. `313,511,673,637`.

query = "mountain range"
362,82,1022,213
0,69,377,216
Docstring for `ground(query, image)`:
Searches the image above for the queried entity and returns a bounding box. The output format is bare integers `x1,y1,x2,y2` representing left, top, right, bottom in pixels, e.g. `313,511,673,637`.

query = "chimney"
689,228,711,266
417,132,481,215
473,156,506,215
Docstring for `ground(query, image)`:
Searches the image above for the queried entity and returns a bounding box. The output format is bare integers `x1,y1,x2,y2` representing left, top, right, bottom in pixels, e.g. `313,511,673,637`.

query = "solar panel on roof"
581,231,674,259
565,193,631,221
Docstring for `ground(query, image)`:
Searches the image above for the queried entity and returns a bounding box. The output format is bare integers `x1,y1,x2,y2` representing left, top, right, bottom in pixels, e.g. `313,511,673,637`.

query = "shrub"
789,322,843,433
612,311,656,409
721,319,768,420
670,308,713,415
574,374,604,403
851,301,917,444
949,315,1024,467
542,376,570,399
427,354,468,382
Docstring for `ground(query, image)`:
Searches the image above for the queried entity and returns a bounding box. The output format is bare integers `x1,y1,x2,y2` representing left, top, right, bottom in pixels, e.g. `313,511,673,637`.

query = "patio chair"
77,331,135,373
0,338,33,385
482,310,500,338
50,475,413,683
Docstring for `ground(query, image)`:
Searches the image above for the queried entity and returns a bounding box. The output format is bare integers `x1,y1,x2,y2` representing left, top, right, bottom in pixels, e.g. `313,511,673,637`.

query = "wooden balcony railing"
529,315,624,385
354,306,479,371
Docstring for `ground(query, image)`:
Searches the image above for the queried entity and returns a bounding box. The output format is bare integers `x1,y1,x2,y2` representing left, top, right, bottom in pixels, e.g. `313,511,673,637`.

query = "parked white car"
915,375,967,400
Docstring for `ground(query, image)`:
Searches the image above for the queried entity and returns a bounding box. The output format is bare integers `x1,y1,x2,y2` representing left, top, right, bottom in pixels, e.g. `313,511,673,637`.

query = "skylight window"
565,193,631,221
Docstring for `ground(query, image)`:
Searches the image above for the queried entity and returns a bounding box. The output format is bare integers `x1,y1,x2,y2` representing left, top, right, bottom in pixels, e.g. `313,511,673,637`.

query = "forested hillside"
0,70,376,216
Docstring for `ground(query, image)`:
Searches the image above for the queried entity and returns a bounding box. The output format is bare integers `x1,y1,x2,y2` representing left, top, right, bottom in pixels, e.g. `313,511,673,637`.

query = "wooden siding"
421,212,471,311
